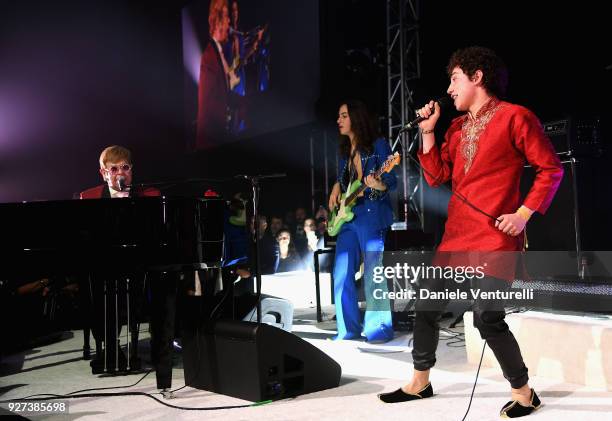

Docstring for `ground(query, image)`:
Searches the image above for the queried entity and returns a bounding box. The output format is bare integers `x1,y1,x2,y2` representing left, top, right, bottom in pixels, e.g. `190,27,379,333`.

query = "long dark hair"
276,229,298,257
339,100,379,158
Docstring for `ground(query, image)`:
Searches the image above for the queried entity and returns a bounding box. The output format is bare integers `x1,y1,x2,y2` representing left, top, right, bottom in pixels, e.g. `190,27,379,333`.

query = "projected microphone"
117,176,127,192
401,96,451,131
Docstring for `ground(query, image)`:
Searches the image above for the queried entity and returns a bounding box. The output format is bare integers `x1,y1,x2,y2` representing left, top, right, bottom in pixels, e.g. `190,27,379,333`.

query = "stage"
1,305,611,420
1,0,610,419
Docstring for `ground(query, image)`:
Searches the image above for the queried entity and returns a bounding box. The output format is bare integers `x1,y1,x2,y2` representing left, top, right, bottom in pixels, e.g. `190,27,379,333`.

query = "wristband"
516,206,532,221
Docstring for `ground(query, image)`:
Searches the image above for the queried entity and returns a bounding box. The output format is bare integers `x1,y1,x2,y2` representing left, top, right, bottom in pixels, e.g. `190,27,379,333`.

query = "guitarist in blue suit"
328,100,397,343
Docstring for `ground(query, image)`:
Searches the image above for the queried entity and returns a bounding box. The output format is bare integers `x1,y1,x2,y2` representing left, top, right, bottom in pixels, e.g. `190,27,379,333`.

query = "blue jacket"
337,138,397,230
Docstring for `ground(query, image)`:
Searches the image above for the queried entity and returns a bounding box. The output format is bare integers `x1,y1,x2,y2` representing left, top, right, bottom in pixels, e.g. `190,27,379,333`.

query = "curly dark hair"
446,46,508,98
338,99,379,158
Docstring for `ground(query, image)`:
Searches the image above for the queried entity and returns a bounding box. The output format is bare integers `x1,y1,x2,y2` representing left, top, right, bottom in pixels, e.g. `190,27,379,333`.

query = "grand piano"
0,196,226,276
0,196,227,389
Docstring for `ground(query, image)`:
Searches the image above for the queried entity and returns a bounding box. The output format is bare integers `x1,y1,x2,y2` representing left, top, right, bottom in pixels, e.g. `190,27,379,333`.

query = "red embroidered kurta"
418,99,563,252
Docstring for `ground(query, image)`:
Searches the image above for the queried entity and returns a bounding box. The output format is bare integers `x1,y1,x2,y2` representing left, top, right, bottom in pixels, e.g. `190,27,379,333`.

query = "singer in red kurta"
379,47,562,418
417,97,563,252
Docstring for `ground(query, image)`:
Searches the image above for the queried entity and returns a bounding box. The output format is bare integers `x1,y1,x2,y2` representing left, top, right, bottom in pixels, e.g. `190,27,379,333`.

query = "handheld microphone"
401,96,451,131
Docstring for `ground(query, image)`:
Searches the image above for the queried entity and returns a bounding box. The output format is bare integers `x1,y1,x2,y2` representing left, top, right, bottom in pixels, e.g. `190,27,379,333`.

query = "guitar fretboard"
344,164,388,207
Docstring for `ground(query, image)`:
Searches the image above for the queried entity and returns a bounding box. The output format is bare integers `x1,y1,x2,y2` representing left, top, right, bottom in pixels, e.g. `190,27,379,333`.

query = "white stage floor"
1,306,611,420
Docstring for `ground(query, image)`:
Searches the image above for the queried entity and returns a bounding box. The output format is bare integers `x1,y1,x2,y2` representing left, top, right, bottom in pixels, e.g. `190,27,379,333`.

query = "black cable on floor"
0,392,270,411
460,340,486,421
459,307,531,420
14,369,154,401
440,327,466,348
68,369,154,395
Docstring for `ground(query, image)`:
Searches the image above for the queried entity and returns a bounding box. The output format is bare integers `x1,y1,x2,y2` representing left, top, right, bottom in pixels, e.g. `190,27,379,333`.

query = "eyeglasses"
104,164,132,174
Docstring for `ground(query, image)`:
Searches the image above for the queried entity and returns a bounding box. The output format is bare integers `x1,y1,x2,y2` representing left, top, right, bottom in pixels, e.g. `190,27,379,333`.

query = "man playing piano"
80,145,159,199
79,146,177,393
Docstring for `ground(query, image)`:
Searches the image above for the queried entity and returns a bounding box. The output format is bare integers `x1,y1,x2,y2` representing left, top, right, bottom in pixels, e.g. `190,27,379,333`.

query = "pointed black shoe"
378,383,433,403
500,389,541,418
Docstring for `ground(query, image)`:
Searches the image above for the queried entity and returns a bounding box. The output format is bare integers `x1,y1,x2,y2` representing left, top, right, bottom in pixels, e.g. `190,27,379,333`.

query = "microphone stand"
391,127,412,228
235,173,286,323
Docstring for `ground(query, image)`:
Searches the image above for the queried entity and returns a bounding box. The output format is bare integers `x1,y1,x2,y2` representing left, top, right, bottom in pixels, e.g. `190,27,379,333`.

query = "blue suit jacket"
337,138,397,230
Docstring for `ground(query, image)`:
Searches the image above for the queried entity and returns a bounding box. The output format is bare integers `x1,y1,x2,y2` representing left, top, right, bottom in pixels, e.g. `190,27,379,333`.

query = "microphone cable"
459,307,532,420
460,340,486,421
398,139,502,224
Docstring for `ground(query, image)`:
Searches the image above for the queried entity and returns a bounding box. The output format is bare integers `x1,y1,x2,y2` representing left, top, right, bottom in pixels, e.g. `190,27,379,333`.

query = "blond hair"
99,145,132,168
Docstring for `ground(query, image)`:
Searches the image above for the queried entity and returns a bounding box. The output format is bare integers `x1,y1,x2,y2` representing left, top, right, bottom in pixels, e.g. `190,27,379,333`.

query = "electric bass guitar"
327,152,401,236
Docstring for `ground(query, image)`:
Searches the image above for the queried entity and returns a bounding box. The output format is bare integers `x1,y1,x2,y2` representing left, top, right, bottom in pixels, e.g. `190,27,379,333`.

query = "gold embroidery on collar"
460,98,503,173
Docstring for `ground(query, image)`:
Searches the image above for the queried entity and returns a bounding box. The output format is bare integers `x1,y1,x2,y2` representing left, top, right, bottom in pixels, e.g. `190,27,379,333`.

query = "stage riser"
261,272,332,309
465,311,612,390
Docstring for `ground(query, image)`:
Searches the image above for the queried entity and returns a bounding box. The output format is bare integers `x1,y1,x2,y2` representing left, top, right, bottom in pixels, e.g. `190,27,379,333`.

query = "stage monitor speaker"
542,118,602,156
241,295,294,332
520,158,579,252
520,117,607,252
182,320,341,402
520,154,611,253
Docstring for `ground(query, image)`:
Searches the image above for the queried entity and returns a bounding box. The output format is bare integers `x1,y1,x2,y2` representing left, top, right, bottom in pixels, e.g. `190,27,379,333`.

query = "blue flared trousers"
332,220,392,341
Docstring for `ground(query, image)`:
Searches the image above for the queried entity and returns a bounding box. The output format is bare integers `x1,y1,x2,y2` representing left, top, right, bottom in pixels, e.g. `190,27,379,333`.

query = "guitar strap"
348,149,358,187
345,149,372,192
340,150,355,192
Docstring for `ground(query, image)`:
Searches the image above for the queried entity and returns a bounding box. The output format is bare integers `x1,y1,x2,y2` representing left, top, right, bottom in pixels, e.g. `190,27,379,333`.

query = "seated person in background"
315,216,328,238
304,218,321,252
80,145,159,199
315,205,329,221
293,207,308,250
269,215,284,238
222,194,253,295
0,277,60,355
274,229,306,273
251,214,276,275
301,218,320,267
301,217,332,273
224,193,249,267
314,205,330,238
283,210,296,235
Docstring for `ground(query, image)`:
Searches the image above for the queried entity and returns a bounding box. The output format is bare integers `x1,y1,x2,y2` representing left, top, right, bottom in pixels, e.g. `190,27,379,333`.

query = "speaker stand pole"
252,177,262,323
570,157,585,279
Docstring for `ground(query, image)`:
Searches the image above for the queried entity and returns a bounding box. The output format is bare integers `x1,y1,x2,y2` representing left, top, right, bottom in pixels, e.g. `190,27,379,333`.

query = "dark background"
0,0,610,236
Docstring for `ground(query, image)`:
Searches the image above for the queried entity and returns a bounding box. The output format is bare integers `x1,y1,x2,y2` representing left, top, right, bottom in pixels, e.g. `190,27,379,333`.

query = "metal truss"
386,0,424,229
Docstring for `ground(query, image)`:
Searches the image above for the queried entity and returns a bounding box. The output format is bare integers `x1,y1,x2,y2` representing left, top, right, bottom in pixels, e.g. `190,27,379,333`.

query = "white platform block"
260,271,333,309
464,311,612,390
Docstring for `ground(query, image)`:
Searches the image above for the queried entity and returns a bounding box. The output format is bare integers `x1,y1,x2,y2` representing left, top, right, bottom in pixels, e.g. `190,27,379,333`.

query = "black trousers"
411,276,529,389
